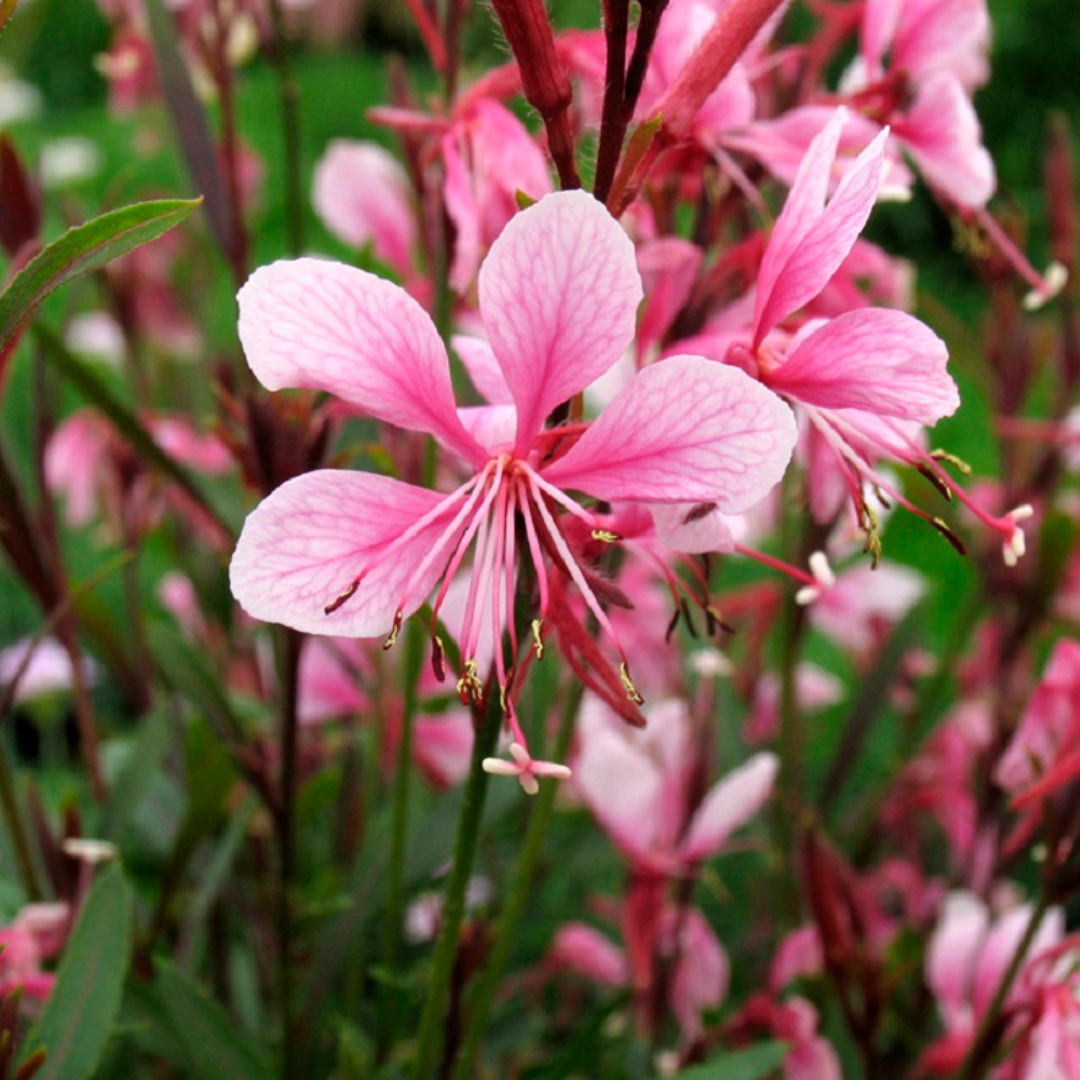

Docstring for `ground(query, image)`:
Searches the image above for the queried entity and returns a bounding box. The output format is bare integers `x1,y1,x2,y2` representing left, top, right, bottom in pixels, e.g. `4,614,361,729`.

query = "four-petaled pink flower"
230,190,796,784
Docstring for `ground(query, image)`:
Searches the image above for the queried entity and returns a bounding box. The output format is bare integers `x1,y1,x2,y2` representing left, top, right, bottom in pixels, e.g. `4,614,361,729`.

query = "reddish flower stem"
489,0,581,189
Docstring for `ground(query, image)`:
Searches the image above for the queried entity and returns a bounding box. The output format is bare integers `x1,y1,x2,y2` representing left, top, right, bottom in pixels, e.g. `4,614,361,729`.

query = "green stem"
378,620,425,1059
409,689,504,1080
448,681,582,1080
266,0,304,257
0,742,41,901
952,892,1051,1080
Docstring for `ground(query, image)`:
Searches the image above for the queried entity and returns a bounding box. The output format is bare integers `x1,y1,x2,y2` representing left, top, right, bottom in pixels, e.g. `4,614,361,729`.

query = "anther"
619,662,644,705
531,619,545,660
324,577,360,615
383,610,403,650
590,529,620,543
432,635,447,682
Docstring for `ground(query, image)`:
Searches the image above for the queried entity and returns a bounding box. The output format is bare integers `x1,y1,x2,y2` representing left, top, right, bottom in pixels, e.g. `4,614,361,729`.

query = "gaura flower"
230,190,795,785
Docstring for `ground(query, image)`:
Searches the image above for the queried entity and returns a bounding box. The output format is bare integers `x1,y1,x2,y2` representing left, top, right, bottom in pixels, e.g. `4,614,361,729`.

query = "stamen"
432,635,446,682
531,618,545,659
383,610,403,650
457,659,483,705
619,662,644,705
591,529,621,543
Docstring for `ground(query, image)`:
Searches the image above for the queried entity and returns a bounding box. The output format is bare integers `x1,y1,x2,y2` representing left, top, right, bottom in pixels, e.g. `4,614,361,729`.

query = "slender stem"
378,621,425,1059
265,0,304,257
275,627,303,1080
592,0,631,204
409,688,504,1080
448,680,582,1080
952,892,1051,1080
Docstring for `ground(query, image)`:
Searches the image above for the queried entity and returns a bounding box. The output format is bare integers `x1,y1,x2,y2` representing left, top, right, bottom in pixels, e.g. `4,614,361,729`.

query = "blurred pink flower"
0,902,70,1005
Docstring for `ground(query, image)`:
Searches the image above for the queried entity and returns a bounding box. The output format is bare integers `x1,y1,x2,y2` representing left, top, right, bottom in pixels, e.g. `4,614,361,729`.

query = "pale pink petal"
451,334,513,404
753,108,847,340
636,238,704,358
754,121,889,344
893,0,990,90
650,502,740,554
312,140,416,274
895,74,995,208
668,907,729,1039
861,0,902,76
678,752,778,862
457,405,518,454
574,721,662,862
230,470,462,637
237,259,483,464
766,308,958,424
444,100,553,293
542,357,796,511
550,923,629,987
926,891,987,1025
478,190,643,452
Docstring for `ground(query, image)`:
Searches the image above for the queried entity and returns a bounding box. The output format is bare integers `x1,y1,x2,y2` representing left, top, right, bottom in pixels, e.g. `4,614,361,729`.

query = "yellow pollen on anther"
457,659,484,704
531,619,545,660
383,612,402,650
590,529,620,543
619,662,644,705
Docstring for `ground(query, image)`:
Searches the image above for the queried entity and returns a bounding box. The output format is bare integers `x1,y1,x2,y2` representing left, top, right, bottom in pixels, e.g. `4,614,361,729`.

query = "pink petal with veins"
237,259,483,464
678,752,778,862
767,308,958,423
754,116,889,344
478,190,642,451
230,470,464,637
543,356,796,510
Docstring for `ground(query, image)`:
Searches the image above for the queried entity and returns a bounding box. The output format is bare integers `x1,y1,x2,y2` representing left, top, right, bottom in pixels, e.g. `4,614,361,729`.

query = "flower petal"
542,356,796,510
230,470,463,636
478,190,642,452
754,114,888,345
895,74,995,208
238,259,483,464
678,752,778,862
311,140,416,274
767,308,958,424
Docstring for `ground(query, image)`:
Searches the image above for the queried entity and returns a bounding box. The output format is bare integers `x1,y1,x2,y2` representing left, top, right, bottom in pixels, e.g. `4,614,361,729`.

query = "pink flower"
312,140,416,277
995,638,1080,807
231,190,796,783
0,902,70,1005
573,695,778,872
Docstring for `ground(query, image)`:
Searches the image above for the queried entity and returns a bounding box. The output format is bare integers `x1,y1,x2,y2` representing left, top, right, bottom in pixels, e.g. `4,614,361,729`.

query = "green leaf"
34,324,235,538
653,1042,788,1080
154,961,270,1080
24,864,133,1080
0,197,201,355
101,708,173,841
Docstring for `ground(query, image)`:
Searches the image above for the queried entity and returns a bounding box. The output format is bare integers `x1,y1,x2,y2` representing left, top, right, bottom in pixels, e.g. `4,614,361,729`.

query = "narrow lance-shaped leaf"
143,0,238,272
22,864,133,1080
0,197,201,354
154,962,271,1080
